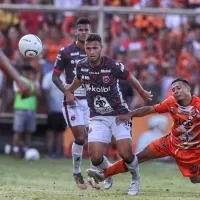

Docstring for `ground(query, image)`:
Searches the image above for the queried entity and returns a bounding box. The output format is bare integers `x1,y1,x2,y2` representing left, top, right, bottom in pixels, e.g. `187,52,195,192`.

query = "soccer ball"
18,34,42,58
24,148,40,161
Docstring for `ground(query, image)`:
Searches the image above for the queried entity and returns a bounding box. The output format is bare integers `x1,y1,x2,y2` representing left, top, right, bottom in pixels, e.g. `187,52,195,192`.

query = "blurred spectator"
54,0,83,35
0,0,19,33
12,64,41,159
42,71,66,158
19,0,48,34
135,115,171,161
3,26,23,67
42,24,72,75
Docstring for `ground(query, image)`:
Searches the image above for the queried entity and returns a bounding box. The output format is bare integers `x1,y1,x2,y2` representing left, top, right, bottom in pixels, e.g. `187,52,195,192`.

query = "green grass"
0,156,199,200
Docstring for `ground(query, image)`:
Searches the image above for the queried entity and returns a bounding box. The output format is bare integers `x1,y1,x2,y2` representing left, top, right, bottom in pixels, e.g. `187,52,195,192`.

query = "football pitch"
0,156,199,200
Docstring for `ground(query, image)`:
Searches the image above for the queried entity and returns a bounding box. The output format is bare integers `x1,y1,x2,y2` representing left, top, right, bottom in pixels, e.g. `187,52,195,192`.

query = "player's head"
85,33,103,64
75,18,91,44
171,78,191,104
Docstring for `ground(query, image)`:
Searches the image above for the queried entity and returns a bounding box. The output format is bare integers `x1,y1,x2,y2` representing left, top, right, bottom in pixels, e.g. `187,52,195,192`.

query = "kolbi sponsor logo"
85,84,110,93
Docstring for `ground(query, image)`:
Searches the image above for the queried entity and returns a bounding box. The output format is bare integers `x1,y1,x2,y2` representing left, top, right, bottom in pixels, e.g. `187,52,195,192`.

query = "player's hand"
116,112,132,124
140,90,153,102
16,77,32,97
64,89,75,105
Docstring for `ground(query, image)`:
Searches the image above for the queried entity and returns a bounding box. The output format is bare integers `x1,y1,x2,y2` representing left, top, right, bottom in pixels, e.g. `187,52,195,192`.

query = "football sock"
104,159,128,178
95,156,111,170
125,156,140,179
72,142,83,174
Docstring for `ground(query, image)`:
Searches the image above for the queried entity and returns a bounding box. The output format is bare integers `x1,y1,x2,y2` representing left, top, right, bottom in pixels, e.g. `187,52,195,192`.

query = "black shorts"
47,112,66,132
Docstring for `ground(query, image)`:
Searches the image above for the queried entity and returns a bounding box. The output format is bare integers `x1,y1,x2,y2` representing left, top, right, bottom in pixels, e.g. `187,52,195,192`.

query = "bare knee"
71,126,86,145
90,153,104,166
118,150,133,163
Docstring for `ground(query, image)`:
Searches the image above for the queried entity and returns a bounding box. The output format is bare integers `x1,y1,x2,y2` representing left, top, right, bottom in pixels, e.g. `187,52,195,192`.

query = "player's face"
171,81,191,102
76,24,91,43
85,41,102,63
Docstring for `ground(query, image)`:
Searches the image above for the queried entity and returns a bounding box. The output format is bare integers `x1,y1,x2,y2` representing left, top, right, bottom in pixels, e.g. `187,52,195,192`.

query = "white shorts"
88,116,132,143
62,99,90,128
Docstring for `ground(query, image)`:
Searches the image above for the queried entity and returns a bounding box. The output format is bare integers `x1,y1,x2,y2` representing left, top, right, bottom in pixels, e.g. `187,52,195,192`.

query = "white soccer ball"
18,34,42,58
24,148,40,161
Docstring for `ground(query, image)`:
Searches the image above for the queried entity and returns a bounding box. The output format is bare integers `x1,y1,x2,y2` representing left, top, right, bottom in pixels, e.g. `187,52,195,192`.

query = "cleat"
73,173,87,189
87,169,113,190
87,177,101,189
103,176,113,190
127,175,140,195
87,169,105,182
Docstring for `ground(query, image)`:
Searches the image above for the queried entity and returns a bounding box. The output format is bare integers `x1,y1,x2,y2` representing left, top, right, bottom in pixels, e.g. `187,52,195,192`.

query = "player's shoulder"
58,42,75,54
103,56,124,68
162,96,176,105
191,95,200,106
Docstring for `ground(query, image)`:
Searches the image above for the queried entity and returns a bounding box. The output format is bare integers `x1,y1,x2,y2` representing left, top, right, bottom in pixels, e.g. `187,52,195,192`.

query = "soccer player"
0,49,31,96
52,18,97,189
87,78,200,186
64,33,153,195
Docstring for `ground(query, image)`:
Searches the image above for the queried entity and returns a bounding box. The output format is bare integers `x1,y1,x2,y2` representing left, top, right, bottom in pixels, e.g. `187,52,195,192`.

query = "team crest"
71,115,76,121
103,75,110,83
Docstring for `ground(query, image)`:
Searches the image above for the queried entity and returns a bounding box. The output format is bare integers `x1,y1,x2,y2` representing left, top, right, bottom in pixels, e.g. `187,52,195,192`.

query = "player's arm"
52,71,65,93
0,49,31,96
116,106,156,122
64,64,82,105
127,74,153,102
65,76,82,93
116,98,169,122
113,62,152,102
52,48,67,93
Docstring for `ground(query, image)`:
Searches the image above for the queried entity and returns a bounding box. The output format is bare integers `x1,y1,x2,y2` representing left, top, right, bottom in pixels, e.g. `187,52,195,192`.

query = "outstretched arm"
127,75,153,102
116,106,156,122
0,49,31,96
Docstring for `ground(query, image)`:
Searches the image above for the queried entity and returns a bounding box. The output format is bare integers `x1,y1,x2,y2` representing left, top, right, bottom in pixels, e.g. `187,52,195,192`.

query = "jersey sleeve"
113,62,131,80
153,98,170,113
53,47,69,74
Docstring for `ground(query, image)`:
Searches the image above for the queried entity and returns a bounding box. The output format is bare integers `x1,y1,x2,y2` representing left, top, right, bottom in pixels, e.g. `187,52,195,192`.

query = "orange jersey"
154,96,200,150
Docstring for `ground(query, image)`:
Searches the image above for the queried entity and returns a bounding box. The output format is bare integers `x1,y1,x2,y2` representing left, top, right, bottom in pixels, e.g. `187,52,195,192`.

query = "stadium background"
0,0,199,157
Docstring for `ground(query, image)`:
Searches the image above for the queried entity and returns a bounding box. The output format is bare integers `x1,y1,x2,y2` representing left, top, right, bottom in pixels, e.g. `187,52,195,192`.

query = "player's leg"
46,113,56,157
175,150,200,184
190,176,200,183
82,100,101,189
23,110,36,153
12,110,25,159
112,119,140,195
88,135,171,184
87,116,113,189
62,101,87,189
55,113,66,158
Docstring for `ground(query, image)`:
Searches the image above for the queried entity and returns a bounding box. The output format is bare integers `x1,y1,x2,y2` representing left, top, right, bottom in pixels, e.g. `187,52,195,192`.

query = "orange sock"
104,159,129,178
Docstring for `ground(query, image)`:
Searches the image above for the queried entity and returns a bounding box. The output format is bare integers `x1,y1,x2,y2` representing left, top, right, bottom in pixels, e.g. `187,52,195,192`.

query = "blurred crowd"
0,0,200,114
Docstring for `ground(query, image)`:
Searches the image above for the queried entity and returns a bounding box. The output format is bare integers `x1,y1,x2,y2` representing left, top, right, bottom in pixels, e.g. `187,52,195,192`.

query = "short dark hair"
171,78,190,86
76,18,91,27
85,33,102,43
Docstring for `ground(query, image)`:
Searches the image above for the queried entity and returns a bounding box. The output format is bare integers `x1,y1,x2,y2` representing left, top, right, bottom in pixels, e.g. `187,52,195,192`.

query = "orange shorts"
148,134,200,177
